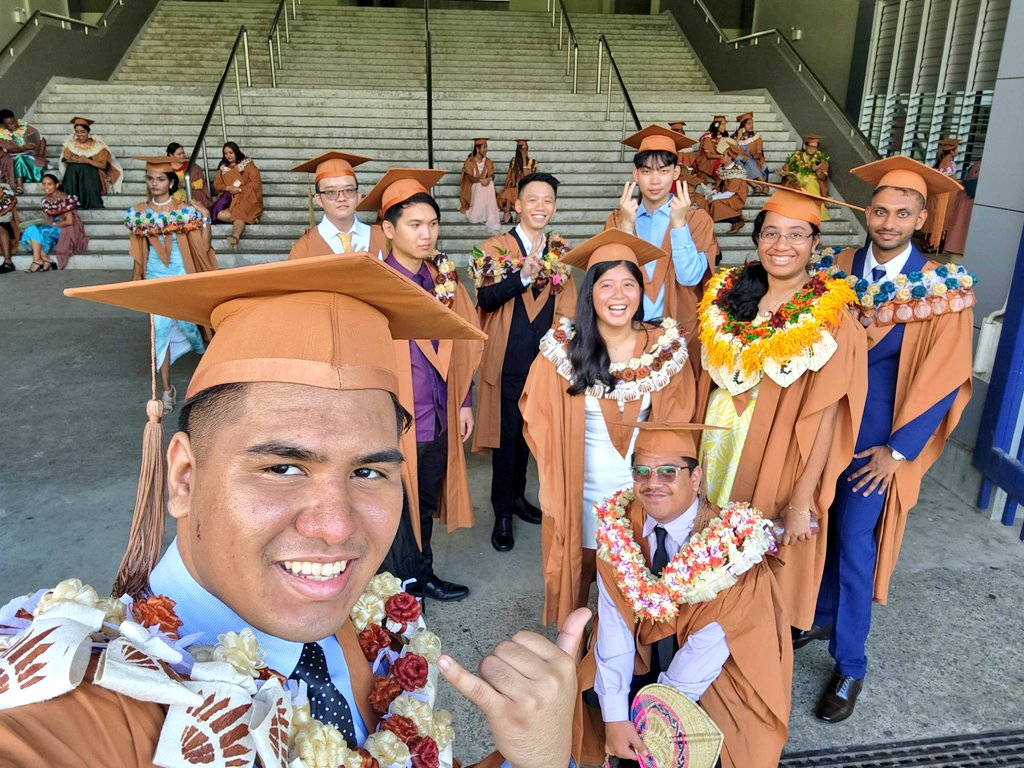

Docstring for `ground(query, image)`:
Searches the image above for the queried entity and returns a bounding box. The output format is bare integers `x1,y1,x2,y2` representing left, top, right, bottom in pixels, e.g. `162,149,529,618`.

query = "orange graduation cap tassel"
112,315,167,600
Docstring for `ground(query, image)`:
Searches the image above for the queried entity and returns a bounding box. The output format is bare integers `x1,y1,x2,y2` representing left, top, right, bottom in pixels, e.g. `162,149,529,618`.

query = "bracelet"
785,504,813,518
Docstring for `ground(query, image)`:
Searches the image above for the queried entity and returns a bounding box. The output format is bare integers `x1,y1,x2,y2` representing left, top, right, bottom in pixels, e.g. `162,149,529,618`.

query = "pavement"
1,269,1022,765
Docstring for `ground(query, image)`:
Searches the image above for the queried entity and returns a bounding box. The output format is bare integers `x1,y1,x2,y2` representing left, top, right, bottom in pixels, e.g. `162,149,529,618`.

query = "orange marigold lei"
698,266,855,380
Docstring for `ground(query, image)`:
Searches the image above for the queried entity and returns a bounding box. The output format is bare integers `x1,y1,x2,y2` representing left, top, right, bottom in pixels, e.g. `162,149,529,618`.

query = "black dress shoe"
793,623,833,650
513,497,542,525
420,576,469,602
491,517,514,552
815,672,863,723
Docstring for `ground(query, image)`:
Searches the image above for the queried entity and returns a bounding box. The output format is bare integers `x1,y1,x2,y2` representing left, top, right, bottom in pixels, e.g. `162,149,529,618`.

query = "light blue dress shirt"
148,538,369,744
632,195,708,319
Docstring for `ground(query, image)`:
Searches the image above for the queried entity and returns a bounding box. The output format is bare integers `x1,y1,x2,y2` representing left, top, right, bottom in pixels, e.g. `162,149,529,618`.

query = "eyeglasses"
630,464,694,483
318,187,358,201
757,230,813,246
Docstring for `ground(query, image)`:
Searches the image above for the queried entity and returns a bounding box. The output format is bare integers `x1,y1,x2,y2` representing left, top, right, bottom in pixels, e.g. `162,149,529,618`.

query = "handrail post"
558,13,563,50
565,38,570,73
573,46,577,94
202,142,210,186
276,25,282,68
292,0,297,18
242,29,251,87
596,41,602,94
425,0,433,167
551,0,556,28
219,94,227,144
283,4,290,43
269,39,277,87
606,64,612,118
234,55,242,113
620,101,627,161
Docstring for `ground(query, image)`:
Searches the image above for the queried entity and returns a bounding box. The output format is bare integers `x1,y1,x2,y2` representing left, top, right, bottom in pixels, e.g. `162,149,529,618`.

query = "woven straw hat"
631,684,723,768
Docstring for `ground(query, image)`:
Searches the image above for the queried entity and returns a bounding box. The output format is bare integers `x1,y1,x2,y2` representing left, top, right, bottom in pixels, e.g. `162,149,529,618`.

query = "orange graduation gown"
459,157,495,213
835,248,973,602
471,231,578,453
287,222,389,261
573,500,793,768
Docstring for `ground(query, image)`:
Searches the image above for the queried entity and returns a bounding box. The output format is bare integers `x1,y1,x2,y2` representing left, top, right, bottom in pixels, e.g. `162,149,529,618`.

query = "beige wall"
751,0,859,105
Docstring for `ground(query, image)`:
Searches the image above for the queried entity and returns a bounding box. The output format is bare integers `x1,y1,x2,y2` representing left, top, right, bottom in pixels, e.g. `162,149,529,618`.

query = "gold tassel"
112,316,167,599
307,180,315,231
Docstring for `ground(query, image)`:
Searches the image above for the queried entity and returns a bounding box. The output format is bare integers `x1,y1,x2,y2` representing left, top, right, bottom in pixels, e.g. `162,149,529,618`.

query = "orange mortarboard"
70,116,94,127
712,115,727,124
803,134,822,144
473,137,489,143
515,138,529,143
622,124,697,154
938,137,960,150
292,151,372,184
614,421,724,462
134,155,178,174
850,156,962,201
357,168,445,218
754,180,864,228
560,229,666,272
65,253,484,399
668,120,686,129
736,112,753,124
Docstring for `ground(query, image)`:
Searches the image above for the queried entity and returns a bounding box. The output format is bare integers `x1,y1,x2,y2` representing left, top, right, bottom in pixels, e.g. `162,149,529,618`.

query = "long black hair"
722,210,822,321
166,142,183,155
567,260,646,395
220,141,246,169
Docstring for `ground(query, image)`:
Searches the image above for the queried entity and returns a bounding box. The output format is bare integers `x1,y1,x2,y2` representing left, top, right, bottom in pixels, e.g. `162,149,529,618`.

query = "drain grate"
780,729,1024,767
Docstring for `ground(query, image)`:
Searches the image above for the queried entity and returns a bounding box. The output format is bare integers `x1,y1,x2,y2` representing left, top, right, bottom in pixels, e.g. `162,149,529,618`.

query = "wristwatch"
889,447,906,462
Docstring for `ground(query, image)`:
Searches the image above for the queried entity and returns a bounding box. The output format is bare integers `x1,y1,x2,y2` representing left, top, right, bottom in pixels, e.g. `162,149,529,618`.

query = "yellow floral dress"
701,386,758,506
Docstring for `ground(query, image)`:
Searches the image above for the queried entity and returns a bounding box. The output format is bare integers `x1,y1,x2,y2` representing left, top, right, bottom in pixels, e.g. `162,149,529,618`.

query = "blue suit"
814,245,959,678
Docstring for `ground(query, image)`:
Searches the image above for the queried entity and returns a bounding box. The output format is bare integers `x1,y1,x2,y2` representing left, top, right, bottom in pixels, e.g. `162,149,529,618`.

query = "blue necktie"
289,642,356,744
871,266,886,282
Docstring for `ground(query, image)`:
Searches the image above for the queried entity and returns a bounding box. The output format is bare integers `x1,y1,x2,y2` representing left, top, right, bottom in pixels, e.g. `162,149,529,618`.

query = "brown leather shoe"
815,672,863,723
793,623,832,649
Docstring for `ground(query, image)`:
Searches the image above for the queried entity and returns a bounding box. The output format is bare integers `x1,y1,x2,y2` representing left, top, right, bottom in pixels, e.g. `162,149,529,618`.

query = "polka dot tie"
289,642,356,744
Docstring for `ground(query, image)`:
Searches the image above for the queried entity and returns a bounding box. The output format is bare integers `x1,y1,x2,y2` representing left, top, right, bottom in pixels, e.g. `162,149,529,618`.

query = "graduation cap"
850,156,962,201
134,155,178,174
65,253,485,601
621,125,697,154
803,134,822,144
356,168,446,218
937,137,960,151
712,115,727,125
613,421,724,462
559,228,666,272
736,112,753,124
69,116,94,127
292,151,373,227
753,180,864,228
668,120,687,131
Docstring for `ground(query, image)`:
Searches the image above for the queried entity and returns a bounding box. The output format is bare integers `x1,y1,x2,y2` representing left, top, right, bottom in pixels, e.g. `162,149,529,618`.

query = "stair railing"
425,0,434,166
596,35,641,160
268,0,301,87
546,0,579,94
2,0,127,70
186,26,251,204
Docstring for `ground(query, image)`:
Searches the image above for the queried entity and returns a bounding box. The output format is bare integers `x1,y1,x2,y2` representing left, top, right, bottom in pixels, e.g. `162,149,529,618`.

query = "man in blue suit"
800,156,974,722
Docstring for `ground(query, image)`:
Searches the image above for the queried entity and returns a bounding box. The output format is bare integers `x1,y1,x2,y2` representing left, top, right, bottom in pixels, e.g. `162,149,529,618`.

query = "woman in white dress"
459,138,500,231
521,230,698,627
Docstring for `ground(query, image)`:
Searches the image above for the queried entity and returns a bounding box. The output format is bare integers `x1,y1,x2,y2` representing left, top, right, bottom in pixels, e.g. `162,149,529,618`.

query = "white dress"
581,393,651,548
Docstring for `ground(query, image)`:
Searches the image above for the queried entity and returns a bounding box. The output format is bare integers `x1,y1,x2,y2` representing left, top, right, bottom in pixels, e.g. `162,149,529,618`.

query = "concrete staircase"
12,0,863,273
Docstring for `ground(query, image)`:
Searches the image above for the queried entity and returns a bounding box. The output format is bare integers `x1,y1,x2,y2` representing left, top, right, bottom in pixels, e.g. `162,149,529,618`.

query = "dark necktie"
289,642,356,744
871,266,886,282
650,526,678,673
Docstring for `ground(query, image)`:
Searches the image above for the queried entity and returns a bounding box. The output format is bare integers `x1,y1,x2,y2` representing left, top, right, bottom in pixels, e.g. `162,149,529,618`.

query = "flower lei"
0,573,453,768
429,251,458,308
123,205,207,237
812,249,977,327
539,317,688,403
698,265,855,393
41,195,79,217
468,232,571,294
595,490,775,623
785,150,829,177
0,122,28,145
0,188,15,215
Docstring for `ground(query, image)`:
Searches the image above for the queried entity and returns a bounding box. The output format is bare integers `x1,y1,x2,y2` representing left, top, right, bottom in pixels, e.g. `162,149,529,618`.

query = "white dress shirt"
863,242,913,282
594,497,730,722
317,215,379,257
514,223,546,286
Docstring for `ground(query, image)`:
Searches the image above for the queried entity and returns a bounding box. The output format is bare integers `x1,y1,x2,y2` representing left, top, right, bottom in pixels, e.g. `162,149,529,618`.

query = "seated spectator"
166,142,213,210
19,172,88,271
733,112,768,194
497,139,537,224
59,117,122,209
0,109,47,193
709,139,749,233
780,134,830,221
460,137,500,232
0,182,18,272
212,141,262,246
694,115,727,183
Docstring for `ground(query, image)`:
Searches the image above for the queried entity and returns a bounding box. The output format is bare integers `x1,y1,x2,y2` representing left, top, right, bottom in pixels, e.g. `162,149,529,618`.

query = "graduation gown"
471,231,578,452
834,246,973,602
709,170,749,222
459,156,495,213
572,500,793,768
127,200,217,282
520,325,698,626
214,160,263,224
287,222,389,261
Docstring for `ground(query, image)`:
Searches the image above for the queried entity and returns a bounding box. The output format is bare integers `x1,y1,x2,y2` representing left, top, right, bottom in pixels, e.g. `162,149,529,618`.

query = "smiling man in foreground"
0,253,588,768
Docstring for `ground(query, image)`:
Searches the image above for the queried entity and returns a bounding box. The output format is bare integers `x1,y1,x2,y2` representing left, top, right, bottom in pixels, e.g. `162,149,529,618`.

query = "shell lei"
595,490,775,623
0,573,454,768
41,195,79,218
123,205,208,237
538,316,688,403
698,266,855,395
468,232,572,294
813,249,977,328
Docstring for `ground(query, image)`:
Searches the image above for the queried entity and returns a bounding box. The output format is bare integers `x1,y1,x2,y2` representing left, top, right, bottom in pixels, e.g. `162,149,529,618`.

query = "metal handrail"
268,0,300,88
425,0,434,166
548,0,579,94
186,26,251,203
686,0,876,150
2,0,126,60
596,35,641,158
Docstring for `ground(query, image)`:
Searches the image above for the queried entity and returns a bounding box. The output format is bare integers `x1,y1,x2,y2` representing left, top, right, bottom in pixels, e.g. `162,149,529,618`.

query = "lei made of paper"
468,232,571,294
124,205,207,237
595,490,775,623
538,316,688,403
0,573,453,768
812,249,977,328
430,251,458,308
698,266,855,393
41,195,79,218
